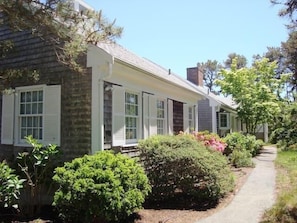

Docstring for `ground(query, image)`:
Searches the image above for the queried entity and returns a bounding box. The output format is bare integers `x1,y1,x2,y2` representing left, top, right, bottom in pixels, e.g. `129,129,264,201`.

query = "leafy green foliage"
17,135,59,217
224,132,263,167
53,151,151,222
0,0,122,90
138,134,235,204
270,101,297,150
217,58,284,134
0,161,25,209
224,132,261,156
230,149,254,168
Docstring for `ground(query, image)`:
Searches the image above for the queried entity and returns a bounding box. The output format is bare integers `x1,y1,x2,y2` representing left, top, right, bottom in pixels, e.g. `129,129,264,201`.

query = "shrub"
53,151,151,222
224,132,262,157
17,135,59,217
230,149,254,168
271,128,297,151
138,134,234,204
188,131,227,153
0,161,25,209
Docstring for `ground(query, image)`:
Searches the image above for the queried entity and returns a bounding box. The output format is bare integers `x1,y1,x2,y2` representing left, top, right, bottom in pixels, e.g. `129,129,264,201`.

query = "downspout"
91,61,113,154
211,106,217,134
88,44,114,154
142,91,154,139
194,105,198,131
98,62,113,152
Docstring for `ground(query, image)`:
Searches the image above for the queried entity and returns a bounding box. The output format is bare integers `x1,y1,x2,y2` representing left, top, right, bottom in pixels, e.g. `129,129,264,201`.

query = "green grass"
261,150,297,223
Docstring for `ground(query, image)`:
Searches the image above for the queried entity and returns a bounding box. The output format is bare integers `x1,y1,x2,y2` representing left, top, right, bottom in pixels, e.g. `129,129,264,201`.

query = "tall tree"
271,0,297,28
281,31,297,95
257,47,287,76
197,60,222,93
0,0,123,88
253,47,293,99
216,58,284,134
224,53,247,69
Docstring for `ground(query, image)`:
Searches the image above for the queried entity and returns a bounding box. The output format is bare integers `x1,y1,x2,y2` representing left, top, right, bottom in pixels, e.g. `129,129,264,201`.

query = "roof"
97,42,206,97
96,42,238,111
177,76,238,110
214,94,238,110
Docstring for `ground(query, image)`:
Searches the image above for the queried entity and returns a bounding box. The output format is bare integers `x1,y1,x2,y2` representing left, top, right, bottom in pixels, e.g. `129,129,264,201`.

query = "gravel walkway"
196,145,277,223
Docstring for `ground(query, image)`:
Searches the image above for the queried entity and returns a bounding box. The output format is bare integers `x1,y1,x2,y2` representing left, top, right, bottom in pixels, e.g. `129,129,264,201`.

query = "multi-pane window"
19,90,43,140
219,113,230,129
157,100,165,134
125,92,138,141
189,106,194,131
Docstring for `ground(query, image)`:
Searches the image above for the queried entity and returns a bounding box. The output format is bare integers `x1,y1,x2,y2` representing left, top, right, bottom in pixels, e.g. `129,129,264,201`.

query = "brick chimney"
186,64,204,87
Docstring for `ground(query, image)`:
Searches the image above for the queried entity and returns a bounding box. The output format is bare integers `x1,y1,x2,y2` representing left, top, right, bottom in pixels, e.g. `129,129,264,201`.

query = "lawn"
261,150,297,223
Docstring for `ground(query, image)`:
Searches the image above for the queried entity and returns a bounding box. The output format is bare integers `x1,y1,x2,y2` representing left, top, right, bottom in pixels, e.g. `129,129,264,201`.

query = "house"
0,5,207,161
186,64,268,141
186,65,240,137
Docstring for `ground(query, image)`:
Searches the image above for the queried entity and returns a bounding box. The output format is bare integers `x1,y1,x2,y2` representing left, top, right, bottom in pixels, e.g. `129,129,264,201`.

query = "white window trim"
219,112,230,130
125,91,140,144
157,99,166,135
15,85,45,146
188,106,194,131
13,85,61,147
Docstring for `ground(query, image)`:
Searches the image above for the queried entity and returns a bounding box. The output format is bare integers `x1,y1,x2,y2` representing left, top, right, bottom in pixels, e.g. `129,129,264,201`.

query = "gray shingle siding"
198,99,213,132
0,15,92,162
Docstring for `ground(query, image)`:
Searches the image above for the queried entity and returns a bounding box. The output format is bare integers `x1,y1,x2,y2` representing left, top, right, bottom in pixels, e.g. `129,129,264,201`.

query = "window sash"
18,89,44,142
219,113,230,129
157,100,165,134
125,92,139,141
189,107,193,130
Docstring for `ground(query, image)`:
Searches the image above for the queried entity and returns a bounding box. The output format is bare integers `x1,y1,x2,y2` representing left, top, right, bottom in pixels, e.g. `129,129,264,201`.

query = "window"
188,106,194,131
1,85,61,146
19,89,43,141
157,100,165,134
125,92,138,141
219,112,230,129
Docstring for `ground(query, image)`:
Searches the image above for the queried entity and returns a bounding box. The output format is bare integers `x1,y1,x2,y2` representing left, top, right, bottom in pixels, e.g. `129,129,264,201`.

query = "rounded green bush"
52,151,151,222
230,149,254,168
138,134,235,204
224,132,262,157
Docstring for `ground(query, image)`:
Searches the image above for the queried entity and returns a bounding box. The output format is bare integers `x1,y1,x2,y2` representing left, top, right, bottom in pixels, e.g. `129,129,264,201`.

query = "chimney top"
186,65,204,87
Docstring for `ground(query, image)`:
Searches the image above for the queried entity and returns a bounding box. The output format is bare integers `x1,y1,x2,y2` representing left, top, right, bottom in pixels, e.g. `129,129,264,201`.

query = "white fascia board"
87,44,114,68
114,58,204,101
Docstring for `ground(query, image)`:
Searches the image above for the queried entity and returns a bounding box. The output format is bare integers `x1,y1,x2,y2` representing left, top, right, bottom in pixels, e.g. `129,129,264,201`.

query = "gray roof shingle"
97,42,237,110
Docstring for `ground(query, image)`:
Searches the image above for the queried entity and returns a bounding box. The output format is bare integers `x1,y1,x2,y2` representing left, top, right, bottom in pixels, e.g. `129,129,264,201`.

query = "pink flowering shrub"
180,131,226,153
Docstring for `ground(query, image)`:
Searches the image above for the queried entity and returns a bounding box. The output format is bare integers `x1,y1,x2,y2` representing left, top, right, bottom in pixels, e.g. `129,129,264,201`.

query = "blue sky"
86,0,288,78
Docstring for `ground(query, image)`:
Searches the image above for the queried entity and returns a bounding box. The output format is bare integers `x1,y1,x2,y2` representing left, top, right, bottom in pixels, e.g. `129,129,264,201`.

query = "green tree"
271,0,297,97
0,0,122,89
253,47,293,99
217,58,284,134
197,60,222,93
271,0,297,27
281,31,297,96
224,53,247,69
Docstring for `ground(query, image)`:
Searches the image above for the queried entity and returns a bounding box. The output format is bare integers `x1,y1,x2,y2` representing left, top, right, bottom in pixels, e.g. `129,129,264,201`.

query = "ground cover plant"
261,150,297,223
53,151,151,223
138,134,235,208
